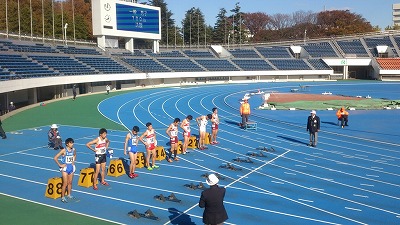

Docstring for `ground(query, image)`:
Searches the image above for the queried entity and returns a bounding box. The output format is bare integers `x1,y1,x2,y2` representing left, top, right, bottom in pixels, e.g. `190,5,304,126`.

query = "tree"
212,8,228,44
316,10,374,36
182,7,206,47
242,12,270,42
149,0,176,46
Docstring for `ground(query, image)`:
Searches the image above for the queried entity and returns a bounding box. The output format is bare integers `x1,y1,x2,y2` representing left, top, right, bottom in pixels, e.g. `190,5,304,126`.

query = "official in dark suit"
199,174,228,225
307,110,320,147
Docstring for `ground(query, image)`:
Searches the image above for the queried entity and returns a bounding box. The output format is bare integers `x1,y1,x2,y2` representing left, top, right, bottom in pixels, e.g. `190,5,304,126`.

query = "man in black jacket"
307,110,320,147
0,118,6,139
199,174,228,225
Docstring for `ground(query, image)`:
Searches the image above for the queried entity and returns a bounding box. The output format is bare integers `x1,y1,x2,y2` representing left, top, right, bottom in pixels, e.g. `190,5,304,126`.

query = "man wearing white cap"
48,124,62,150
199,174,228,225
306,110,320,147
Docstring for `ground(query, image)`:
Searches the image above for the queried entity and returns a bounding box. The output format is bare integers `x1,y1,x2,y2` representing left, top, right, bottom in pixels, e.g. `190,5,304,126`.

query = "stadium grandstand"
1,1,400,115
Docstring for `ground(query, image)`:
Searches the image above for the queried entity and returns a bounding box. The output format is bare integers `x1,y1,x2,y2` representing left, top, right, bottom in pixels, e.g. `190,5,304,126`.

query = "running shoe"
101,181,109,186
67,195,76,200
152,165,159,169
147,166,153,171
174,157,179,161
129,173,134,178
61,197,68,203
132,173,139,178
93,185,98,190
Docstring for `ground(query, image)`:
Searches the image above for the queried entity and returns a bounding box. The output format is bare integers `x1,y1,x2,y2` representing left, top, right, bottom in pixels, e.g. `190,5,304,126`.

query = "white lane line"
353,194,369,198
345,207,362,212
295,164,307,168
360,183,375,187
194,159,204,162
366,174,379,178
370,167,383,170
310,188,325,191
304,158,315,161
271,181,285,184
284,172,297,175
298,199,314,203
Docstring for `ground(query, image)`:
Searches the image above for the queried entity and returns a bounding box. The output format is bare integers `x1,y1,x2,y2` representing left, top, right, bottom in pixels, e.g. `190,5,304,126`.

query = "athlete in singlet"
196,114,212,150
211,107,220,144
180,115,193,154
124,126,140,178
86,128,110,190
166,118,180,162
54,138,76,203
140,122,159,170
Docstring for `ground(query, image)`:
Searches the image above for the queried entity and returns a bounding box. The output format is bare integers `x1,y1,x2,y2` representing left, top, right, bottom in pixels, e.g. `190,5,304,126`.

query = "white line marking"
355,154,368,158
194,159,204,161
353,194,369,198
304,158,315,161
295,164,307,168
366,174,380,178
345,207,362,212
284,172,297,175
310,188,325,191
298,199,314,203
360,183,375,187
370,167,383,170
271,181,285,184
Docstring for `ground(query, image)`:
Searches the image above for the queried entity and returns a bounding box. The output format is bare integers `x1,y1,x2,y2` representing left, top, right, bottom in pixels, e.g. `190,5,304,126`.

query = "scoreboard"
92,0,161,40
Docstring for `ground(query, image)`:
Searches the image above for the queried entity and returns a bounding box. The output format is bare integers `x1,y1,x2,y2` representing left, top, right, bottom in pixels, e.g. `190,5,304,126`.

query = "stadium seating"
336,39,369,57
183,50,215,58
364,36,397,57
307,59,331,70
269,59,311,70
228,48,260,58
302,42,339,58
0,54,58,78
29,55,97,75
231,59,274,71
255,46,293,58
57,46,101,55
122,58,170,73
157,58,204,72
76,57,132,74
146,50,184,57
195,59,239,71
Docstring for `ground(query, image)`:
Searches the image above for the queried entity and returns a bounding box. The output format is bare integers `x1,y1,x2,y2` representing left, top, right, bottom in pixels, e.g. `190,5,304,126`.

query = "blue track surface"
1,81,400,225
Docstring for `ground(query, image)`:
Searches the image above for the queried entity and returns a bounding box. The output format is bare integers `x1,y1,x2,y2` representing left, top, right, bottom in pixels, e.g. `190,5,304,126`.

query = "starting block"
233,157,254,163
154,193,181,203
107,159,125,177
155,146,166,161
184,182,206,190
219,163,242,171
247,151,267,157
128,209,159,221
188,136,198,149
135,152,145,168
177,141,183,154
78,168,97,188
245,122,257,130
45,177,65,199
256,146,275,152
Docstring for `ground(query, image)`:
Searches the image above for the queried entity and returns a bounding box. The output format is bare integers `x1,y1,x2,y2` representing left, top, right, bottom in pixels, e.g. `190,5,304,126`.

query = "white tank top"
146,129,155,145
182,120,191,132
170,124,178,137
200,118,208,130
95,137,107,154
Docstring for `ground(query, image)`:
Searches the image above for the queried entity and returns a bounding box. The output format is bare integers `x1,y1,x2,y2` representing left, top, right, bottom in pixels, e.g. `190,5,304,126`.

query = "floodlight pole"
64,23,68,45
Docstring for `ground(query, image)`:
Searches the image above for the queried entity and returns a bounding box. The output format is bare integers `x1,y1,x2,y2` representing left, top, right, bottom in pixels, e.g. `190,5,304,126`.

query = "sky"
158,0,400,29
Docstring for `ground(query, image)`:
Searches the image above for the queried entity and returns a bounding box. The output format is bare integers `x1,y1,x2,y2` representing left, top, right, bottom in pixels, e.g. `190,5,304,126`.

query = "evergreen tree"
148,0,176,46
182,7,206,47
212,8,228,44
